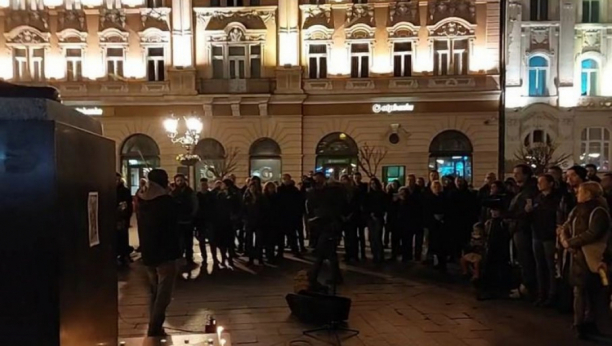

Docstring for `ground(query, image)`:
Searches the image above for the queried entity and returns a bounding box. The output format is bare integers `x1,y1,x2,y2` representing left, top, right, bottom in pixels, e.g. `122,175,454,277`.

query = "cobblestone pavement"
118,241,601,346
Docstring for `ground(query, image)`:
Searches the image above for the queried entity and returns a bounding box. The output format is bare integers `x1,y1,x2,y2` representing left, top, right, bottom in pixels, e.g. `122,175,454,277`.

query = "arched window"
249,138,281,182
581,59,599,96
524,129,552,147
581,127,610,171
120,134,160,195
428,130,473,182
194,138,226,181
315,132,359,180
528,56,548,96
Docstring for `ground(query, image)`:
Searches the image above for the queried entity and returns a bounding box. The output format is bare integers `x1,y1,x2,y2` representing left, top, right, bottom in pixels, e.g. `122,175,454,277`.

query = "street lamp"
163,113,203,166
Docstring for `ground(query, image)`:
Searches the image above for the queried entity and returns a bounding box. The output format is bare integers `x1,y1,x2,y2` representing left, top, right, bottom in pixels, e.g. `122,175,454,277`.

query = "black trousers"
357,222,367,259
117,226,130,258
281,218,301,254
309,228,342,285
178,223,194,261
344,221,358,260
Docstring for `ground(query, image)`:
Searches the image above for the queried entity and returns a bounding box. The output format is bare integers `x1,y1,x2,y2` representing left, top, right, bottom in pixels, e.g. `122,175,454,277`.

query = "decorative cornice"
4,26,50,44
427,19,476,37
138,27,170,44
57,28,88,43
194,6,277,24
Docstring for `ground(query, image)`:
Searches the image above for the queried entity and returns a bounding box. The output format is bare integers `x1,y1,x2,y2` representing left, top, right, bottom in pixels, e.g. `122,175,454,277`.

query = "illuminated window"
582,0,600,23
146,0,163,7
12,47,45,81
434,39,468,76
308,44,328,79
581,59,598,96
105,47,124,80
393,42,412,77
211,44,262,79
581,127,610,171
528,56,548,96
350,43,370,78
524,129,552,147
530,0,548,21
65,48,82,81
147,47,165,82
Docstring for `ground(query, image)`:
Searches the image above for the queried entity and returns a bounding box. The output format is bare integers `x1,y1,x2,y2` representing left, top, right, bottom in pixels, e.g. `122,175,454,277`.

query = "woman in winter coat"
213,179,239,267
263,182,282,261
559,181,611,340
365,178,387,263
426,180,450,271
242,181,265,265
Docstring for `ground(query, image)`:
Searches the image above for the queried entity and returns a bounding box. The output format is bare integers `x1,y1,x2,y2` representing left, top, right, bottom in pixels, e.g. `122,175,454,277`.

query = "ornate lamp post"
163,114,203,177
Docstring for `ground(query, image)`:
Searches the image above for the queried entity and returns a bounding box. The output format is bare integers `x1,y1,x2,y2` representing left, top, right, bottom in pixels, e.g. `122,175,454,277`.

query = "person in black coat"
365,178,387,263
426,180,450,271
527,174,562,306
213,179,240,267
385,180,400,250
196,178,216,267
353,172,369,259
277,174,304,255
448,177,479,259
340,174,360,262
136,169,180,337
243,181,265,265
396,175,424,262
116,173,133,265
263,182,283,261
170,174,197,265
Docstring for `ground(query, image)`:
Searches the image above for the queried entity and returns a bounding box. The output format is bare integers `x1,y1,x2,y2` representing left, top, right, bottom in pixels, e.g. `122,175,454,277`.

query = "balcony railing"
197,78,273,94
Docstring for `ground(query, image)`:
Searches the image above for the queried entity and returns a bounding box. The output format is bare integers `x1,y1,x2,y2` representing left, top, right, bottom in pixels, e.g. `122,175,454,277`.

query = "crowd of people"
117,163,612,339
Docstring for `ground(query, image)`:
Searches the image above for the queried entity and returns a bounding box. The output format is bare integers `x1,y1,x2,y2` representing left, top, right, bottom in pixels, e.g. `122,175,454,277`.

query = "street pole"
498,0,507,179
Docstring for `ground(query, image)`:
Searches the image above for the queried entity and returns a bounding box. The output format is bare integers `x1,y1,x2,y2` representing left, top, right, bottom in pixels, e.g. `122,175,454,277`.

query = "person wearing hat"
136,169,180,337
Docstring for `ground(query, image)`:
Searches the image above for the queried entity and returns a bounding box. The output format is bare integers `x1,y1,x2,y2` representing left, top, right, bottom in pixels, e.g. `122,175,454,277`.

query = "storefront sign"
76,107,103,116
372,103,415,114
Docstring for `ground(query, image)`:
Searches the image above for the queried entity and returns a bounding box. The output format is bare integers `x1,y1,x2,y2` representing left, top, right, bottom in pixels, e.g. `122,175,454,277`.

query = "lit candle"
217,326,224,341
220,339,226,346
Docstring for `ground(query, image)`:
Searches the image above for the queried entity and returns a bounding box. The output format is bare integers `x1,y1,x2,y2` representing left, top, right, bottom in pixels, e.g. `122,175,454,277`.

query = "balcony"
7,80,171,98
302,74,499,95
197,78,273,94
578,96,612,110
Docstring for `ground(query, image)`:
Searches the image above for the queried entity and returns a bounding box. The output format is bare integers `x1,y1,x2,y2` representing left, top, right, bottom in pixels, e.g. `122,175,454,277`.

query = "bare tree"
514,142,571,175
358,143,388,179
203,146,240,180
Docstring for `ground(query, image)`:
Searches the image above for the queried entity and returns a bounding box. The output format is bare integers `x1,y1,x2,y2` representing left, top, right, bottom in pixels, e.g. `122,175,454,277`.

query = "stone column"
558,0,575,106
275,0,302,93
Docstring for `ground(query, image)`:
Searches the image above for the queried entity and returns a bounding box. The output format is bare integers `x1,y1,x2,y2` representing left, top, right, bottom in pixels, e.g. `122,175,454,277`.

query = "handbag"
574,206,610,273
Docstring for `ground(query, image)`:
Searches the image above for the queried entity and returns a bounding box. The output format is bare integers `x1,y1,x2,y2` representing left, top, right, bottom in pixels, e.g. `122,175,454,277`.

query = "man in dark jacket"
353,172,369,259
507,164,538,297
585,164,601,183
136,169,180,337
196,178,216,267
307,173,346,286
170,174,197,265
116,173,133,265
277,174,304,255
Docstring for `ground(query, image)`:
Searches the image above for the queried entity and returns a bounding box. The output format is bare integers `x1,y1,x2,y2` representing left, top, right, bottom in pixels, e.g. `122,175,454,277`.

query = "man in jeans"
136,169,181,337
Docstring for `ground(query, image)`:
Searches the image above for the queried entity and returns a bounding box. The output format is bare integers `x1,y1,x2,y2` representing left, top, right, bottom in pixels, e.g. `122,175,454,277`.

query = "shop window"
581,59,599,96
528,56,548,96
582,0,600,23
393,42,412,77
428,130,473,182
121,134,161,195
580,127,610,171
383,166,405,186
316,132,359,180
530,0,548,21
194,138,226,181
249,138,282,182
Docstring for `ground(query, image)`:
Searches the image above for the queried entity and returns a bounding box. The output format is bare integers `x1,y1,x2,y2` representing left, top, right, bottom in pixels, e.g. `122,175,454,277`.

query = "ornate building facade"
505,0,612,172
0,0,500,191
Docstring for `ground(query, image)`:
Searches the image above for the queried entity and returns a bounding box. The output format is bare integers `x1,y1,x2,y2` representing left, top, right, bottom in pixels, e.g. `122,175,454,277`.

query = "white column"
558,0,576,106
172,0,193,67
278,0,299,66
